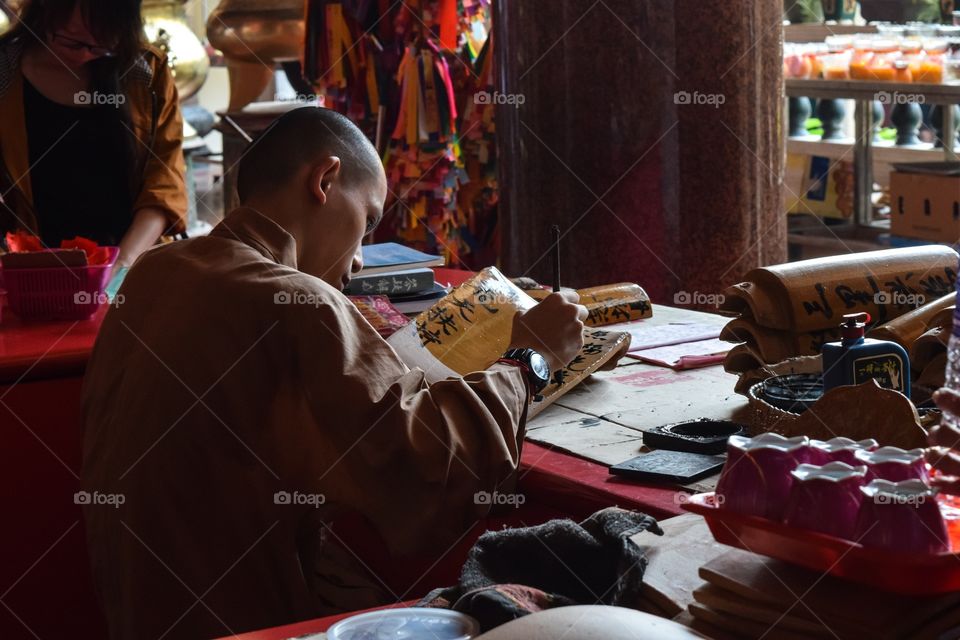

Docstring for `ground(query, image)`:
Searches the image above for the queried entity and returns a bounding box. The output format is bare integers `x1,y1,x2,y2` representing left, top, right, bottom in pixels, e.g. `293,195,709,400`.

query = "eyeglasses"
51,32,116,58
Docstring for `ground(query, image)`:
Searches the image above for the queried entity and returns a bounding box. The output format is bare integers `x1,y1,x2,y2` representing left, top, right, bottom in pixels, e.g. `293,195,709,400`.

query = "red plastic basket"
682,492,960,595
0,247,119,321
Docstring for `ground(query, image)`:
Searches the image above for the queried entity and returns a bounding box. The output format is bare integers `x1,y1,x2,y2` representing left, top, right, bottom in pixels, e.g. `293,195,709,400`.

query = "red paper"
60,236,111,266
349,295,410,338
4,230,43,253
3,232,111,266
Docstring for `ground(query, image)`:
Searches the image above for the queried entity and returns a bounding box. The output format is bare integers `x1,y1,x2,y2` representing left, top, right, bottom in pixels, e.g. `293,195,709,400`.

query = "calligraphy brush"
551,225,564,387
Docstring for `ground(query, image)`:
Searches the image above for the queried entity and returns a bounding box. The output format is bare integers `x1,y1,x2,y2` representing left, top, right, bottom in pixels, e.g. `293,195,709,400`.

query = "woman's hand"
926,388,960,495
116,207,169,269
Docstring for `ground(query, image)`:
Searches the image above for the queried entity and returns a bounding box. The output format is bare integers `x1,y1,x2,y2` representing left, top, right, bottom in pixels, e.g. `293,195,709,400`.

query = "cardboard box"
786,153,854,219
889,165,960,243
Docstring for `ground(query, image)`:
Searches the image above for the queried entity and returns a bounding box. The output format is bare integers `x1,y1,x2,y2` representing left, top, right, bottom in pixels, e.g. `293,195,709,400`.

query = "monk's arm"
290,295,530,554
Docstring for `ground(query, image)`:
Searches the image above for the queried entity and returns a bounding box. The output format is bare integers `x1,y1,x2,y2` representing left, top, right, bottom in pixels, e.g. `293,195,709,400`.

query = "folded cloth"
420,507,662,631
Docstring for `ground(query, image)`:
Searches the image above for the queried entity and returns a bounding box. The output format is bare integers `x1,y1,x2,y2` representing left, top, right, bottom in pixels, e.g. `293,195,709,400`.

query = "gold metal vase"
143,0,210,100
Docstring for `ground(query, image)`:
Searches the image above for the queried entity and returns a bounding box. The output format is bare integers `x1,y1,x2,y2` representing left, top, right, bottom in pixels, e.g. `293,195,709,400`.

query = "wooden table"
0,274,742,640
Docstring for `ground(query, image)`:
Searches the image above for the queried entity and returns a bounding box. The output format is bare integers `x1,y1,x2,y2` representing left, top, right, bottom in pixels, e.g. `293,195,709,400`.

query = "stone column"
496,0,785,302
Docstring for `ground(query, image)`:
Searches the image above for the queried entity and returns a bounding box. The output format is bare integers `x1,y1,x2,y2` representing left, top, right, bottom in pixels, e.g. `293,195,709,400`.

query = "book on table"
386,283,450,314
357,243,444,277
344,267,436,296
349,243,447,313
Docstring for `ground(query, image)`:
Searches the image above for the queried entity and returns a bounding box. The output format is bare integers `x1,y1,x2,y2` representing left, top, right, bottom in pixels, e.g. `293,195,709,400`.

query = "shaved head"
231,106,388,291
236,107,382,202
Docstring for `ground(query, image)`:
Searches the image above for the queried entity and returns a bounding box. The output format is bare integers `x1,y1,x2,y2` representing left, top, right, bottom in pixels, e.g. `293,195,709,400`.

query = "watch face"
529,352,550,381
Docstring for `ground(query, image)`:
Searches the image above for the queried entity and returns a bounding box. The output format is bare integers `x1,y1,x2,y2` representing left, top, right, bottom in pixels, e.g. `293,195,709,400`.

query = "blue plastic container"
821,312,911,398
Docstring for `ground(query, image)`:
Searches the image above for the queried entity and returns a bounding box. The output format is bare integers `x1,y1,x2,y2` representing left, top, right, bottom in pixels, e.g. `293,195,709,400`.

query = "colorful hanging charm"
381,36,469,264
459,0,491,60
304,0,385,121
302,0,498,265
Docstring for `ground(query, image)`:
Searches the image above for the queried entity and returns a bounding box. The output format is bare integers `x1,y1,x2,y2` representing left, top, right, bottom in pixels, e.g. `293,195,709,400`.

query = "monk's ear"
308,156,342,206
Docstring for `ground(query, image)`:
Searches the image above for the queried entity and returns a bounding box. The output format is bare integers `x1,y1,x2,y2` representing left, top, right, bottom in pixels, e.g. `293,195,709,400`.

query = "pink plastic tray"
0,247,118,321
682,492,960,595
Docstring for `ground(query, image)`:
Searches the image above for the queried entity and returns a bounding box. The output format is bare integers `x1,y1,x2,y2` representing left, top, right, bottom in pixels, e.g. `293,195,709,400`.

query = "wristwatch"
499,348,551,397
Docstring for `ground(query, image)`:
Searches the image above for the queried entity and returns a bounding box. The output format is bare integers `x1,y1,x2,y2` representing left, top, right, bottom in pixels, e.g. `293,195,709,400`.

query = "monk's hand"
933,388,960,421
508,290,587,372
926,388,960,495
928,388,960,450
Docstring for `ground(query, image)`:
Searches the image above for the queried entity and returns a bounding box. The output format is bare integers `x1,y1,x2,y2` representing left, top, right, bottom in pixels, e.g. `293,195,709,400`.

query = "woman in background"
0,0,187,268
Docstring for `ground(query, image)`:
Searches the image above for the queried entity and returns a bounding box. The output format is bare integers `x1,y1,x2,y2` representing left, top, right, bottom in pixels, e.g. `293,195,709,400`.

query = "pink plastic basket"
0,247,119,321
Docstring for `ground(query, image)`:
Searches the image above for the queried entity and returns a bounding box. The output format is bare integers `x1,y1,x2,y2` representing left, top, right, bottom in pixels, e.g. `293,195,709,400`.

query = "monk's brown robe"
81,207,529,639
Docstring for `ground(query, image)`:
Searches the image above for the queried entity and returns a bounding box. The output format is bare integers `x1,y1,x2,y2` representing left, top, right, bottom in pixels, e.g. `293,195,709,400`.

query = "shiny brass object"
0,0,19,37
206,0,303,63
206,0,305,110
143,0,209,100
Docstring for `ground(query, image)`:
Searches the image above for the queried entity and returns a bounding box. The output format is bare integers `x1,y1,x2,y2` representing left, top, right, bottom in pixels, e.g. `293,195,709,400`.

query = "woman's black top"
23,76,132,246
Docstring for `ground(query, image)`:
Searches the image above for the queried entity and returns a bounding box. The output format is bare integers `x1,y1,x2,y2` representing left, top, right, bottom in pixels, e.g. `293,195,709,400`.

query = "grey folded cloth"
420,507,663,631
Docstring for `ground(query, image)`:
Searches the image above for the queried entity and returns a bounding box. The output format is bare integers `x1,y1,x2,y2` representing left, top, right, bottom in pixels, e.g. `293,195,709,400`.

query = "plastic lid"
855,446,925,465
871,38,898,51
812,437,878,453
729,433,808,452
326,608,480,640
792,462,868,483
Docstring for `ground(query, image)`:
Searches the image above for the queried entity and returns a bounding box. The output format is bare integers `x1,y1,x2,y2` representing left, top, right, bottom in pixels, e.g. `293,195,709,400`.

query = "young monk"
80,106,589,639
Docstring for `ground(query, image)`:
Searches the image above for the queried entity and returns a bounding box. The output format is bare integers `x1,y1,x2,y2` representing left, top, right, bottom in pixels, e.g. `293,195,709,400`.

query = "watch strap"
499,348,550,397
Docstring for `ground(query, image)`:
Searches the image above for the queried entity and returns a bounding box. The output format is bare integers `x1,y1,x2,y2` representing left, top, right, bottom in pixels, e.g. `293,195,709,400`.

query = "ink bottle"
821,312,910,398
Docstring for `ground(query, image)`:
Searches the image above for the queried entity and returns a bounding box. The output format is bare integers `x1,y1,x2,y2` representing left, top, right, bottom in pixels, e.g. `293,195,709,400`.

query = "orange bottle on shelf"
866,39,900,81
808,52,824,78
917,40,947,83
917,58,944,83
900,40,924,77
849,39,875,80
869,65,897,81
824,65,851,80
821,48,852,80
894,61,913,83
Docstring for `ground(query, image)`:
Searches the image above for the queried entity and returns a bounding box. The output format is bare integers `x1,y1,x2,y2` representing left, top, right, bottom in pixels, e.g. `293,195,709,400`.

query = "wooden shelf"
784,23,877,43
786,137,958,163
787,217,890,254
786,78,960,103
